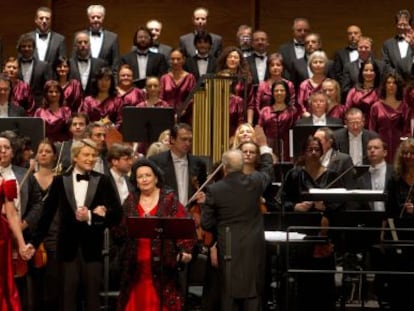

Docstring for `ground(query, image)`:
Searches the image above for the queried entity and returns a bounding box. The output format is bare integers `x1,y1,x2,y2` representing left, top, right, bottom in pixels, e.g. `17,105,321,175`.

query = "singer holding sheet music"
115,159,196,311
385,138,414,311
281,135,343,311
258,80,297,162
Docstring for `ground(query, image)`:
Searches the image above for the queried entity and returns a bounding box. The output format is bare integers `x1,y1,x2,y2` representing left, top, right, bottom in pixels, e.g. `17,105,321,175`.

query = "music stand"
290,124,344,159
127,216,196,311
121,107,175,143
0,117,45,149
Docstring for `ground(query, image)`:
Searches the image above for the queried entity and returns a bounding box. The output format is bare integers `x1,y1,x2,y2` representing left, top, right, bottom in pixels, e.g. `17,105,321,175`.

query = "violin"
187,164,224,247
100,116,123,149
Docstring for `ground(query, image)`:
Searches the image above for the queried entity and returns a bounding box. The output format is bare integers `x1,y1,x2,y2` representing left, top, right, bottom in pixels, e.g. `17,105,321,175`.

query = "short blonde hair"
308,50,328,71
71,138,97,162
146,142,169,158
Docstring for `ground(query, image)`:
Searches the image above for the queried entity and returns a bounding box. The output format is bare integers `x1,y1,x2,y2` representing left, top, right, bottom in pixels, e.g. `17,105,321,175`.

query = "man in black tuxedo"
236,24,253,58
0,74,25,117
246,30,270,86
333,25,362,91
58,112,89,173
179,7,223,58
184,31,217,81
77,4,120,73
201,126,273,311
85,121,110,175
119,26,168,89
314,127,355,189
381,9,414,80
17,34,50,108
334,108,378,165
278,18,310,80
28,138,122,311
341,36,389,100
19,7,66,67
356,137,393,211
149,123,207,206
146,19,172,61
69,31,107,96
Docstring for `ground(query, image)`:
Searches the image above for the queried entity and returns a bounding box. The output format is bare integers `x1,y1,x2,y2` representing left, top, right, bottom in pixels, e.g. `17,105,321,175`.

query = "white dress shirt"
110,168,129,205
171,152,189,206
90,30,104,59
254,53,267,82
73,168,92,224
0,103,8,117
369,160,387,211
136,51,148,79
312,114,327,125
36,32,50,61
77,59,91,90
348,131,363,165
21,61,33,85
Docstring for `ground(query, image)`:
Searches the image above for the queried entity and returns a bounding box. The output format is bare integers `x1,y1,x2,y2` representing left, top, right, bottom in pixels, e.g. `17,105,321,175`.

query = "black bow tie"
254,54,265,60
196,56,208,61
91,31,101,37
38,32,48,39
77,58,88,63
137,51,148,56
348,46,357,51
20,58,33,64
294,42,305,47
76,173,90,182
396,35,405,41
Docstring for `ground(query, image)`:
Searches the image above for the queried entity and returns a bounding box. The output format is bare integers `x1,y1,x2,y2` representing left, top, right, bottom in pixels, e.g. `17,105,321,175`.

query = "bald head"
222,149,244,174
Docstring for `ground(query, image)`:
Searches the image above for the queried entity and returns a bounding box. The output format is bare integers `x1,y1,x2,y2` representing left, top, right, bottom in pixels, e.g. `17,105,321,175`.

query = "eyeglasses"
306,147,321,153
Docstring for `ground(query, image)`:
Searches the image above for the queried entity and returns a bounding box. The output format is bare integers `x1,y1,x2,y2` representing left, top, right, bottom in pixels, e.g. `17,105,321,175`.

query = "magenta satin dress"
62,79,83,112
34,106,72,143
118,87,146,108
345,87,380,128
11,80,35,116
79,96,123,129
254,79,296,114
258,105,297,162
369,100,411,163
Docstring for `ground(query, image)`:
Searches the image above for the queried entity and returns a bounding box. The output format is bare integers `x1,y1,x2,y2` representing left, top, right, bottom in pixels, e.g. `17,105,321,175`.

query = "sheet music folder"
126,216,197,240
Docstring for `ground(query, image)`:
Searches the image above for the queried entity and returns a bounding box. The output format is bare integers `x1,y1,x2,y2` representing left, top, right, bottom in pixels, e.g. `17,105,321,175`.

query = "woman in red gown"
0,143,27,311
34,80,72,143
258,80,297,161
369,73,411,163
54,56,83,113
115,159,196,311
160,49,196,123
322,78,346,121
117,64,145,108
345,60,381,127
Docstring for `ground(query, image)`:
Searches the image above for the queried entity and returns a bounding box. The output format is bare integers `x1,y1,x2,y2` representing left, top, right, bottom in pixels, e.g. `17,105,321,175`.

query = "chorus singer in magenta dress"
115,159,196,311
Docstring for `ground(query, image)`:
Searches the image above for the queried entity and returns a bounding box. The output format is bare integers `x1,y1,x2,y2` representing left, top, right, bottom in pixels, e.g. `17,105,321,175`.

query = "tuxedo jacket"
356,164,393,210
149,43,173,62
278,41,300,80
12,165,43,235
246,54,269,86
333,128,378,165
18,58,51,106
68,56,107,96
108,172,134,207
333,47,355,88
32,170,122,262
381,36,414,80
179,32,222,58
21,30,66,66
120,51,168,82
7,103,26,116
77,29,120,70
326,150,355,189
184,54,217,81
149,151,207,201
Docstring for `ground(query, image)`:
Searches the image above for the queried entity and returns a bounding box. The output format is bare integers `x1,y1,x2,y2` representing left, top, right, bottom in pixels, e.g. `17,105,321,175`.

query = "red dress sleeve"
2,179,17,201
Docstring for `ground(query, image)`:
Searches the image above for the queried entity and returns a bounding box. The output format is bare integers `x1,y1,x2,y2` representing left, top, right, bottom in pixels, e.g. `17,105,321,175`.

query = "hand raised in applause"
253,125,267,147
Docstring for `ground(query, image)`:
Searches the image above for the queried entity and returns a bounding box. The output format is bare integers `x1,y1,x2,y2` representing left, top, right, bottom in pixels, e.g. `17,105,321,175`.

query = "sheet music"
265,231,306,242
308,188,384,195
